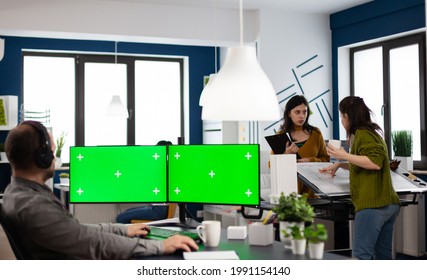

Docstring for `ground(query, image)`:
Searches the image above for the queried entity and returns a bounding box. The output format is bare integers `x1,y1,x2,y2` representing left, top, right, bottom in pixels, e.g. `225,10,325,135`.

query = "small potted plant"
59,173,69,185
391,130,413,171
283,225,306,255
55,131,67,168
305,223,328,259
272,192,315,246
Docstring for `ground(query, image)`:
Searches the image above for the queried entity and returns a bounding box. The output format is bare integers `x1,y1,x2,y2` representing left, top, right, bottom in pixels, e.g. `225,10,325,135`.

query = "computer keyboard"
145,226,201,242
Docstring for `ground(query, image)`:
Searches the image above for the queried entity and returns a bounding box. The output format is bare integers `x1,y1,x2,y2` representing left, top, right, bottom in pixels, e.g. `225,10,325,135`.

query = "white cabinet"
202,120,238,144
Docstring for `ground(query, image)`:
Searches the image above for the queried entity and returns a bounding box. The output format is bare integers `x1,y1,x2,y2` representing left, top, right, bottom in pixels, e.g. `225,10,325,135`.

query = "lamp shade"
106,95,129,118
201,46,280,121
199,73,216,106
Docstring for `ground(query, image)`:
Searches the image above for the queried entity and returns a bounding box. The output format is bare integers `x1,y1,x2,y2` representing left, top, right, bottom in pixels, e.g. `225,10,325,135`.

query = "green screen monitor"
168,144,260,206
69,146,167,203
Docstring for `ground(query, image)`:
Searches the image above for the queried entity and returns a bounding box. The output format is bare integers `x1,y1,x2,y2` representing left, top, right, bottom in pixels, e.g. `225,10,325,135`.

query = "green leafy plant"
55,131,67,158
0,98,6,126
59,173,69,178
272,192,315,223
304,223,328,243
282,225,305,240
392,130,412,157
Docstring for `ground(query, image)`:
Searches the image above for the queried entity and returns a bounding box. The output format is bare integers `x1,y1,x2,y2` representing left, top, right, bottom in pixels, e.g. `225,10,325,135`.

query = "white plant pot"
55,157,62,169
59,178,69,185
0,152,8,162
394,156,413,171
308,242,325,259
291,239,306,255
280,221,304,249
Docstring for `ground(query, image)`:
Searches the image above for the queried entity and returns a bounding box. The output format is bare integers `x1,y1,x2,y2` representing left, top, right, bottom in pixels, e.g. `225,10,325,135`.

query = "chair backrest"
167,203,177,219
131,203,178,224
0,203,32,260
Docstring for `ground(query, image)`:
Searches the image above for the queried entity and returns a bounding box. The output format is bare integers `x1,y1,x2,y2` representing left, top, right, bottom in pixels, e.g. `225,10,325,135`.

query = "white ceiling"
100,0,372,13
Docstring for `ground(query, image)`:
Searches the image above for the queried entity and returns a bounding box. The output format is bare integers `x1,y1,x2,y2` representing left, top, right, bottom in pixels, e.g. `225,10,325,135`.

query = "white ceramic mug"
328,139,341,163
196,220,221,247
328,139,341,149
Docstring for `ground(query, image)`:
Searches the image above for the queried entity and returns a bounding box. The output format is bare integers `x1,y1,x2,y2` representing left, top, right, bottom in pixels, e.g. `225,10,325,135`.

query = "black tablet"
265,133,290,154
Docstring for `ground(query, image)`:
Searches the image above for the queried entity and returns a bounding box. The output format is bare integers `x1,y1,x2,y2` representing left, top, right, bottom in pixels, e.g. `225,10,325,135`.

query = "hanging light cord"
214,0,218,73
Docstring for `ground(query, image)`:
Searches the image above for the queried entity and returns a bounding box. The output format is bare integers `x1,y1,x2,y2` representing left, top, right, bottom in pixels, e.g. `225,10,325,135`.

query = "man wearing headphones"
0,121,198,259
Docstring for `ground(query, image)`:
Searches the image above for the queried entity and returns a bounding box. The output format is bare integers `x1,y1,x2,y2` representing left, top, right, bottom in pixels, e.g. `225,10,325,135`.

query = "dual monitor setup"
69,144,260,209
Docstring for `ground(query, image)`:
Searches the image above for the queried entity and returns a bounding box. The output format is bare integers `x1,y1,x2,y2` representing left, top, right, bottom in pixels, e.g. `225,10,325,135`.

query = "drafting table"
297,162,427,198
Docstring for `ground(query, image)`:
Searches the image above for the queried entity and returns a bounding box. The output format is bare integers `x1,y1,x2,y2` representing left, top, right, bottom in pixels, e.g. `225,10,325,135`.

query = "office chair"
131,203,177,224
0,203,32,260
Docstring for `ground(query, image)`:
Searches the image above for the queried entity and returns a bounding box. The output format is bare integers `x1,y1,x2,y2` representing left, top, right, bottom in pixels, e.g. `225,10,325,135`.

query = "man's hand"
127,223,151,237
163,235,199,254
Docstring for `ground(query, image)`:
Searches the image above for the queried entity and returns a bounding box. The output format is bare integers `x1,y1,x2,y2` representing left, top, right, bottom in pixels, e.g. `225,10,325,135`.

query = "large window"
23,55,76,163
350,33,426,169
23,53,185,164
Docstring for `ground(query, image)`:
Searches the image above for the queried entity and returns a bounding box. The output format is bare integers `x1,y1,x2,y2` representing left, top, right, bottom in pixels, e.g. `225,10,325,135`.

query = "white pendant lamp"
199,73,216,106
200,1,218,107
105,41,129,118
201,0,280,121
106,95,129,118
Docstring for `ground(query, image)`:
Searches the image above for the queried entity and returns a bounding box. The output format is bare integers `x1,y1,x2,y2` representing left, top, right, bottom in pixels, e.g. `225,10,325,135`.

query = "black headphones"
20,120,55,169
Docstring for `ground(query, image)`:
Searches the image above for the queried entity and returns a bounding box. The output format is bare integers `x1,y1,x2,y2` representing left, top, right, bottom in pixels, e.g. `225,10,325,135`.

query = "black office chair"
0,203,32,259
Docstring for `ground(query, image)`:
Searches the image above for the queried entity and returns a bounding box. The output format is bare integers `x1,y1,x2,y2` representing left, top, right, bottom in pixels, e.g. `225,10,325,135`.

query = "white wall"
257,9,333,150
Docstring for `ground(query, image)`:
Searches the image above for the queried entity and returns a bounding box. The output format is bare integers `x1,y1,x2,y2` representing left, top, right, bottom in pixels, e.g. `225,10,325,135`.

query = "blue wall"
330,0,425,138
0,36,216,144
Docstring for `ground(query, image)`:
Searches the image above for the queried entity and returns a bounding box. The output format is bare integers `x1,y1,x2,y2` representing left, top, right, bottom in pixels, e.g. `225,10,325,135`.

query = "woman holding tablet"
271,95,329,196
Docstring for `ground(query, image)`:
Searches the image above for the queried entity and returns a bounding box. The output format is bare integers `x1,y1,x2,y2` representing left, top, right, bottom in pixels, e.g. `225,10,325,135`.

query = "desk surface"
141,219,349,260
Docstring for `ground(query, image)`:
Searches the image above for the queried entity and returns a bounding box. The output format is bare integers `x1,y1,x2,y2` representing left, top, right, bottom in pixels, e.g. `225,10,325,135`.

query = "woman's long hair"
280,95,313,133
339,96,382,138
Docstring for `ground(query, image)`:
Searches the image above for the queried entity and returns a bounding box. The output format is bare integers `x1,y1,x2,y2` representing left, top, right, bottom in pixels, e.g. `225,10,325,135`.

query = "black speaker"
20,121,54,169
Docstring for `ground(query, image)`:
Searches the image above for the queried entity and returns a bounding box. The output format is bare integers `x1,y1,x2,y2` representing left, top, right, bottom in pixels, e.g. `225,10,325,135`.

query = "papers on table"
297,162,427,197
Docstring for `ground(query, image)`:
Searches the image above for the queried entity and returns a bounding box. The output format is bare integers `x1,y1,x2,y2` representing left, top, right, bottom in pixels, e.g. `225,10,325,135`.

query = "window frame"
23,52,185,159
350,32,426,169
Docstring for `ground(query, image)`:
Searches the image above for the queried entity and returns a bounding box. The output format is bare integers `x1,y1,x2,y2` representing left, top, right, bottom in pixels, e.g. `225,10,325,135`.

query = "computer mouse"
173,247,198,255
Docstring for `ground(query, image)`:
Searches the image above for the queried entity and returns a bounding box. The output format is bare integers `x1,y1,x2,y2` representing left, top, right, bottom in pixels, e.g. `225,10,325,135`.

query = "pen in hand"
286,132,292,143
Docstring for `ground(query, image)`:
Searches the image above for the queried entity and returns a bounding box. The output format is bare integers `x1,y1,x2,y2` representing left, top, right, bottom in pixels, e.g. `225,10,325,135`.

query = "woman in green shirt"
320,96,400,260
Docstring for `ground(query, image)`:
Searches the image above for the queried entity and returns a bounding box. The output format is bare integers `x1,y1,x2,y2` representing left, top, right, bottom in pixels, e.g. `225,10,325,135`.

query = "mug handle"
196,225,206,243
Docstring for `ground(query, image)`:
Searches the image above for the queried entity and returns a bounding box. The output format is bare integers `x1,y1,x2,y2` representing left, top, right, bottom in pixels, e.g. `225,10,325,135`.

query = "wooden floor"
0,224,16,260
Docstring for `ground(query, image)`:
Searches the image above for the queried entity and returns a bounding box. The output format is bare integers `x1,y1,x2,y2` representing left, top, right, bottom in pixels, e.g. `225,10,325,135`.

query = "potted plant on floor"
305,223,328,259
391,130,413,171
272,192,315,247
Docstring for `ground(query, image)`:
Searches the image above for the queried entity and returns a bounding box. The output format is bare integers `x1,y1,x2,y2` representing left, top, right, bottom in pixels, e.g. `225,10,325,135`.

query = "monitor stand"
176,203,200,229
149,203,199,229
